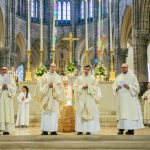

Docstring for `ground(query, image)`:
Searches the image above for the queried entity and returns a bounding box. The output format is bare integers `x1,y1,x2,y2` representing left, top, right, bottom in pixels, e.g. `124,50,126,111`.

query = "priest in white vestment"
0,67,16,135
112,63,144,135
142,83,150,126
34,63,64,135
74,65,101,135
16,86,31,127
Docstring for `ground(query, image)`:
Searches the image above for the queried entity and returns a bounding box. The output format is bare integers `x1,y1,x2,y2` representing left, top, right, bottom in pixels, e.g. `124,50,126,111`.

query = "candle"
109,0,112,50
101,0,103,34
98,0,101,50
52,0,56,50
85,0,88,51
27,0,30,50
40,0,43,51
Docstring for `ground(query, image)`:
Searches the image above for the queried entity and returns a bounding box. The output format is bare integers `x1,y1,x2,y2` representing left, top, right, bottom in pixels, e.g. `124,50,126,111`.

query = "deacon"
63,76,73,106
112,63,144,135
0,67,16,135
34,63,64,135
74,65,101,135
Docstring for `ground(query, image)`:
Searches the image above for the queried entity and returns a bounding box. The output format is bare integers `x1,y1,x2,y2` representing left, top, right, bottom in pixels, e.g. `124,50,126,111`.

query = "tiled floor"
8,126,150,135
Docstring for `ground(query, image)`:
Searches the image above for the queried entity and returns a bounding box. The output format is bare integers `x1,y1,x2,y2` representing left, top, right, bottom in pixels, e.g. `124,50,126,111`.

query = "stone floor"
2,126,149,136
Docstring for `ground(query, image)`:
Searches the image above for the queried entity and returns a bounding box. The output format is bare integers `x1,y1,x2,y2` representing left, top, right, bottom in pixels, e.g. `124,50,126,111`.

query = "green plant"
94,64,108,80
65,62,78,75
35,65,48,76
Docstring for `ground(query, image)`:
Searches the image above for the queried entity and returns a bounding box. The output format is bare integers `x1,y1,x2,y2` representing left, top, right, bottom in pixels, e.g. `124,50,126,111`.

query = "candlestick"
25,0,32,81
40,0,43,65
109,0,115,81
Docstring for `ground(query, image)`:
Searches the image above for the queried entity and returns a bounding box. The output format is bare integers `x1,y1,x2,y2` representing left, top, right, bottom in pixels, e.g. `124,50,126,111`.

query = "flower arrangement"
65,62,78,76
35,65,48,77
94,64,108,80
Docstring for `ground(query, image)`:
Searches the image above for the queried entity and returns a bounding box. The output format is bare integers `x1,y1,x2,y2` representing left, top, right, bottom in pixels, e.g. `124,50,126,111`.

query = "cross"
62,32,79,63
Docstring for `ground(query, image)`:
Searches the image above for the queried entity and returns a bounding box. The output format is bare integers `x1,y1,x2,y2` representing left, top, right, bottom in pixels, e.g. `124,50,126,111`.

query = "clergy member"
34,63,64,135
0,67,16,135
142,83,150,126
16,86,31,127
112,63,144,135
63,76,73,106
74,65,101,135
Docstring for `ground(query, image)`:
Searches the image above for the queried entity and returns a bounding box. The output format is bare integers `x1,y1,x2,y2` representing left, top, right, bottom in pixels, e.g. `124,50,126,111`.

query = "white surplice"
74,74,101,133
112,72,144,130
16,92,31,126
0,74,16,132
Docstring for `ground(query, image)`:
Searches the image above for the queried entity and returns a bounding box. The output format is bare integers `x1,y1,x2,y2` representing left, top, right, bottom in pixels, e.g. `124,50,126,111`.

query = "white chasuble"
74,74,101,133
34,72,64,132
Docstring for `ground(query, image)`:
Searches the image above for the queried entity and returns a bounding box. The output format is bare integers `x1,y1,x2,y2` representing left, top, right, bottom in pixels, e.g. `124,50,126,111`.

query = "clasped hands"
49,82,53,88
82,84,88,89
144,96,148,100
2,84,8,91
22,96,25,101
116,84,129,92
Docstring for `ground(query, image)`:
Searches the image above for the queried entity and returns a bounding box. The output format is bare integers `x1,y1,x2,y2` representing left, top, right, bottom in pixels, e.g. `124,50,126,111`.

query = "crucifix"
62,32,79,63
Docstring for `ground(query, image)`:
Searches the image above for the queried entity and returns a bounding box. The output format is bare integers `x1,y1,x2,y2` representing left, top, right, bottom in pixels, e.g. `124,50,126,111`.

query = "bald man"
34,63,64,135
0,67,16,135
112,64,144,135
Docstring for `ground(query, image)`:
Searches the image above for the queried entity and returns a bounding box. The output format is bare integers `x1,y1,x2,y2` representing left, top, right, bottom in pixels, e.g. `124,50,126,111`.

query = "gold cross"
62,32,79,63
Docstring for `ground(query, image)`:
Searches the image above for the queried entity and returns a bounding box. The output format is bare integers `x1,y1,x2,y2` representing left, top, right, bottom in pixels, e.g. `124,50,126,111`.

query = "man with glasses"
34,63,64,135
112,63,144,135
0,67,16,135
74,65,101,135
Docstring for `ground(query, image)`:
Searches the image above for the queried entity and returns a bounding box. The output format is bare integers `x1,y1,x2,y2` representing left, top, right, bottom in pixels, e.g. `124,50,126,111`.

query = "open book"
3,74,11,85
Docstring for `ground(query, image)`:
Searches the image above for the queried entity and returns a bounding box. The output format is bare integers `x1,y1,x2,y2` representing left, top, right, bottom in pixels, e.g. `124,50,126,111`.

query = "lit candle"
40,0,43,51
109,0,112,50
27,0,30,50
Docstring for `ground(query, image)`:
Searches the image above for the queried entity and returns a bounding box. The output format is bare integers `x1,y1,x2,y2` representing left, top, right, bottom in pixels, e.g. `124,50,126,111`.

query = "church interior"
0,0,150,149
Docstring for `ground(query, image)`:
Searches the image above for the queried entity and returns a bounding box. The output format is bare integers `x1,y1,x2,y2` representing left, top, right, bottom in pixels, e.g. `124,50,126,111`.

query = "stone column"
48,0,54,65
72,0,79,65
93,0,98,67
133,32,148,82
11,0,17,68
114,0,121,74
132,0,148,82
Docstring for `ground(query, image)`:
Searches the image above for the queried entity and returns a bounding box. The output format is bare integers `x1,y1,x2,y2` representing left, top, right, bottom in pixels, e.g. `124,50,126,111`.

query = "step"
0,141,150,149
0,135,150,149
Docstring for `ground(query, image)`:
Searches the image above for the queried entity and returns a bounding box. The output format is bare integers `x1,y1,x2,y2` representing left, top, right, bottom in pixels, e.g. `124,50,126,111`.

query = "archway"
16,32,26,80
55,39,69,75
126,42,134,73
31,39,48,70
120,6,132,49
120,6,133,72
16,32,26,66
